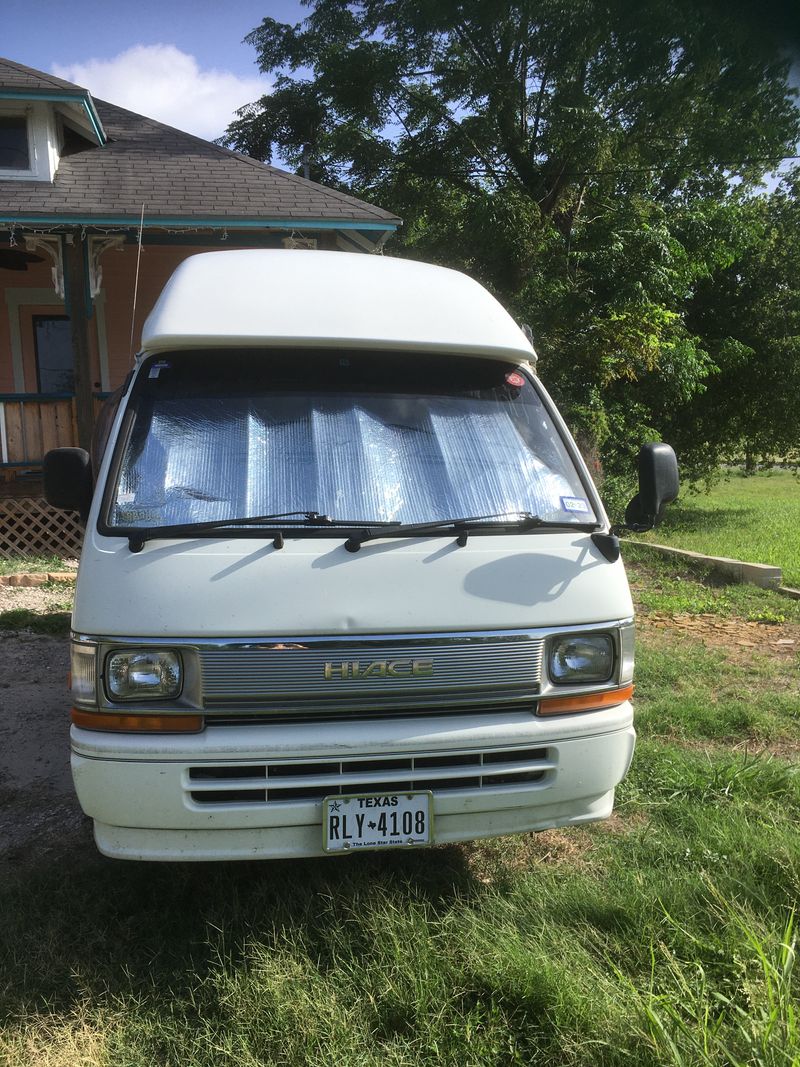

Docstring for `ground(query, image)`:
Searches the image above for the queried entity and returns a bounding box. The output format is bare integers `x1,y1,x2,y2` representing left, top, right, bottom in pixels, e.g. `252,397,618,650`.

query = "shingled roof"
0,57,400,238
0,57,86,94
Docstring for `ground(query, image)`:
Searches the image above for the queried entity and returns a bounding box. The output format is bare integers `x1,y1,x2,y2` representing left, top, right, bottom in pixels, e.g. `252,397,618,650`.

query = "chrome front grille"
186,745,555,806
205,700,538,725
198,631,544,713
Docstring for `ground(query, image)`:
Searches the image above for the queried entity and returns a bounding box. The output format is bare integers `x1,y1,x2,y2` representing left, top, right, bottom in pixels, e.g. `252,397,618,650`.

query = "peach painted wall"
1,243,222,394
98,243,223,388
0,255,101,393
0,257,58,391
2,237,342,395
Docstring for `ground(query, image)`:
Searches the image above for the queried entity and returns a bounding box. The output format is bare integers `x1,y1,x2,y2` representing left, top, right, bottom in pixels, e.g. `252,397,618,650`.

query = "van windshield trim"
116,511,601,552
98,348,600,538
120,523,601,553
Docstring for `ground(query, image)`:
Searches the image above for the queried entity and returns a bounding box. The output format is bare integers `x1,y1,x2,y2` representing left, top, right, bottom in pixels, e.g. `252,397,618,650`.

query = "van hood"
72,531,633,638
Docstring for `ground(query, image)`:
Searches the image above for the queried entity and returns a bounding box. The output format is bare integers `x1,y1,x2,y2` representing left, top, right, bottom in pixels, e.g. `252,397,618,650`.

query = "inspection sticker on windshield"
561,496,590,514
323,791,433,852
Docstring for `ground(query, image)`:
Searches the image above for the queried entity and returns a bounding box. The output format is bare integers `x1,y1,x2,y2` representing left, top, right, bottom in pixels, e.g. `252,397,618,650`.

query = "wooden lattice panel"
0,497,83,559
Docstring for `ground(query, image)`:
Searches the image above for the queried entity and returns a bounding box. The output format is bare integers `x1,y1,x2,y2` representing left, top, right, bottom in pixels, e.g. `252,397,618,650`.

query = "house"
0,57,399,553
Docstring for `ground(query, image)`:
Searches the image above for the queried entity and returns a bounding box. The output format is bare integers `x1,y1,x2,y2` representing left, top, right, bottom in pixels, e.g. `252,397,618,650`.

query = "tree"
668,174,800,476
222,1,800,492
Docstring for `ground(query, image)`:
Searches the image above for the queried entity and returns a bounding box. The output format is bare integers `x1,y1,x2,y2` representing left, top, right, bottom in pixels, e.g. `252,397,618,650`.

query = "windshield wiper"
125,511,398,552
124,509,597,555
343,512,598,552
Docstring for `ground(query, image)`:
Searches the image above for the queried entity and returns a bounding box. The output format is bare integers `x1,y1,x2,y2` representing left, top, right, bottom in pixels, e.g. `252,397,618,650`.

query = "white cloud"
53,44,269,141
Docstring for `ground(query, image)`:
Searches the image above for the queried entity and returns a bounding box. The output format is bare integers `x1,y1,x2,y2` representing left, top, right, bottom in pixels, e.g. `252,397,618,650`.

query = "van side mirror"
624,443,679,531
44,447,93,522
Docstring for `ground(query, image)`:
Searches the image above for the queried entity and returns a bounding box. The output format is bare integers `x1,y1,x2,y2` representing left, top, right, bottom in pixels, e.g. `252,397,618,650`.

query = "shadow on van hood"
73,532,634,638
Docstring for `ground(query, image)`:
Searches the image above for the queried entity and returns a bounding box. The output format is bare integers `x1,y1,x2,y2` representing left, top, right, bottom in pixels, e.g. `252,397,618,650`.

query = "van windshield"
106,350,597,531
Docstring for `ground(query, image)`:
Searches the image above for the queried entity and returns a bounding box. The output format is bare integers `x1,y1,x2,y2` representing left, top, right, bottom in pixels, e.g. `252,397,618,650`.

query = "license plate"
323,791,433,852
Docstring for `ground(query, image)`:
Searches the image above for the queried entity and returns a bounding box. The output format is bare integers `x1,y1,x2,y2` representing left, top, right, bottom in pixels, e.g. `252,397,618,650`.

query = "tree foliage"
223,0,800,491
676,178,800,475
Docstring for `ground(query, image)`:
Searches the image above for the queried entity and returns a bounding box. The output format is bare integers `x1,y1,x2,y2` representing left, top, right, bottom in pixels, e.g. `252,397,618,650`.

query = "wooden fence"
0,496,83,559
0,394,77,470
0,395,97,557
0,393,109,468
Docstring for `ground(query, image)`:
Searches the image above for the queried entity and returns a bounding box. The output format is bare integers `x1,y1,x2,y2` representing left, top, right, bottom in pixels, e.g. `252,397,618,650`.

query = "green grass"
623,542,800,623
0,555,74,575
1,559,798,1066
633,469,800,588
634,641,800,745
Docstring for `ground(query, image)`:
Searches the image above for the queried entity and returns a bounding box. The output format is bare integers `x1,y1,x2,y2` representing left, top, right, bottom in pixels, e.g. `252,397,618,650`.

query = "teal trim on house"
0,89,106,144
0,214,397,232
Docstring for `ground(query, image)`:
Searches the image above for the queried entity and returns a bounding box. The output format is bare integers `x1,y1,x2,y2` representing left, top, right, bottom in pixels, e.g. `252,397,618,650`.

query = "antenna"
129,204,145,364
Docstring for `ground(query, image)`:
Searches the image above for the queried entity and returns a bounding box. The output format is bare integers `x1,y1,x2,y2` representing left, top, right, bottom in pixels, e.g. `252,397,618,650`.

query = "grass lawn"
0,556,798,1066
0,556,75,576
633,468,800,588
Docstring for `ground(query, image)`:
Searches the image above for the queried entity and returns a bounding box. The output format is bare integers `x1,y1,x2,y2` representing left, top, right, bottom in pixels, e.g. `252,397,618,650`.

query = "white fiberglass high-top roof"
141,249,535,363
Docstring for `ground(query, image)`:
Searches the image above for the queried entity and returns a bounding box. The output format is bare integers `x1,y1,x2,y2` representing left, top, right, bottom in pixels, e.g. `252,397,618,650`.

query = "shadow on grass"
0,842,481,1017
623,542,732,589
0,609,71,635
1,806,797,1066
656,504,752,535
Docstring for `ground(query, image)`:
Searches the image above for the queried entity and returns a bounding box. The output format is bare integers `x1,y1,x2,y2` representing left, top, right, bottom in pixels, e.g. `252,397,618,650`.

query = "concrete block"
625,542,783,589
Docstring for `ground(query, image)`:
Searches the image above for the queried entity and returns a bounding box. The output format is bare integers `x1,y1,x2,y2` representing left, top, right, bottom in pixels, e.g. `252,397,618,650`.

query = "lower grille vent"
187,746,555,806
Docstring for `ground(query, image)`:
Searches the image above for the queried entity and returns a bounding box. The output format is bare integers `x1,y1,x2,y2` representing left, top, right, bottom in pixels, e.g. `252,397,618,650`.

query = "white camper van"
45,250,678,861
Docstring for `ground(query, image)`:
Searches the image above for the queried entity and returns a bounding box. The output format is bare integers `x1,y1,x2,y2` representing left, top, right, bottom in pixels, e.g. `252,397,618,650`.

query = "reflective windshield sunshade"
108,351,596,531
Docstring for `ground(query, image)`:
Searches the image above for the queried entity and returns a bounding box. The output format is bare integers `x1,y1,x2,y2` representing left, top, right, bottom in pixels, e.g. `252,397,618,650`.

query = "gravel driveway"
0,630,92,872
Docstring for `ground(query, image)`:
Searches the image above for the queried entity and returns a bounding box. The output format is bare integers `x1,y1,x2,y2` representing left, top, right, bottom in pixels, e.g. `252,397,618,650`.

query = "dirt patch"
0,584,73,615
0,632,92,873
511,827,595,866
638,612,800,661
672,735,800,760
461,813,651,884
462,827,598,885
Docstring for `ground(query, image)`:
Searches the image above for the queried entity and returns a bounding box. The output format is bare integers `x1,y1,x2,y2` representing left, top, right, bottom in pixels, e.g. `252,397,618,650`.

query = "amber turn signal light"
71,709,203,733
537,683,634,716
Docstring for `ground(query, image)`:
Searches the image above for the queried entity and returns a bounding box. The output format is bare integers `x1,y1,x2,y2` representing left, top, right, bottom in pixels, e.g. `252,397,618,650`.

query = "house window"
33,315,73,394
0,116,30,170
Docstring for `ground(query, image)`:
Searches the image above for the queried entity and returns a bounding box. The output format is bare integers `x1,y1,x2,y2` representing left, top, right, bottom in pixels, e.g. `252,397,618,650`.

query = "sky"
3,0,799,178
3,0,308,141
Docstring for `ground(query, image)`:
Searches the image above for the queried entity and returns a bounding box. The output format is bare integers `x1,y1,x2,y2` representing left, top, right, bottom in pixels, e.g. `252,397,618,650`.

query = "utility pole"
64,233,95,452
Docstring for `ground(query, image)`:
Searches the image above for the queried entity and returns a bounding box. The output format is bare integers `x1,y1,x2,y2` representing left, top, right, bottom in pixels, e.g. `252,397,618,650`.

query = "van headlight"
106,650,182,701
548,634,614,685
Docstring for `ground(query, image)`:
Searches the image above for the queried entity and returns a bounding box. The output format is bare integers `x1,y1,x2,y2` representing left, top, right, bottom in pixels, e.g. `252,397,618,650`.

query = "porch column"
63,233,95,452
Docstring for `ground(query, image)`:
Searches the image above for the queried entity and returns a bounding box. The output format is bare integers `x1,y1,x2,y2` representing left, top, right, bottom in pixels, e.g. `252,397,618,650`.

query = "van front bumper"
71,704,635,861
